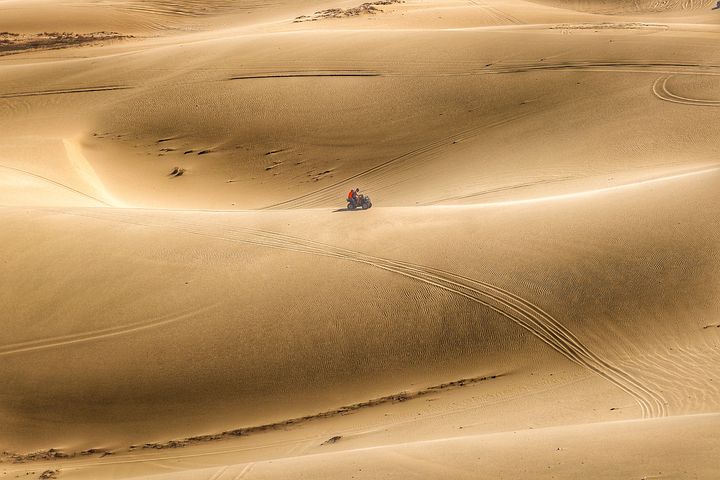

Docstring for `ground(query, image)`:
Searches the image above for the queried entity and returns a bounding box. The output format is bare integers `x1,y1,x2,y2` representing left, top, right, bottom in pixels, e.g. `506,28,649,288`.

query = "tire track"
63,209,668,418
0,86,132,99
229,71,381,80
201,223,667,418
262,109,533,210
0,163,111,206
468,0,523,24
232,463,255,479
0,304,219,357
417,176,577,206
222,61,720,86
209,465,229,480
112,0,266,17
218,59,720,78
487,60,720,75
653,75,720,107
259,60,719,210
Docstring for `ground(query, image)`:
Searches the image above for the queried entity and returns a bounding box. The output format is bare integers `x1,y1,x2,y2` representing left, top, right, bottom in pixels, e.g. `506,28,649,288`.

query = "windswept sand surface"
1,1,719,479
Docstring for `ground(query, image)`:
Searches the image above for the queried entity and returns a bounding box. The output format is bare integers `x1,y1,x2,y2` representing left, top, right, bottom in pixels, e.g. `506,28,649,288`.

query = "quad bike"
347,194,372,210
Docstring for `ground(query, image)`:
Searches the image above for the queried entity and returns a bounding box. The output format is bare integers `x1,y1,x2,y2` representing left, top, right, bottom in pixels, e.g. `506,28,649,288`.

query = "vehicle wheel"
361,203,368,209
348,204,356,210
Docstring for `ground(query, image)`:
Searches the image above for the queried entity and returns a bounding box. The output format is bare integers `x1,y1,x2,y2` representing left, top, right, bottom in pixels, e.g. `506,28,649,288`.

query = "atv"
347,194,372,210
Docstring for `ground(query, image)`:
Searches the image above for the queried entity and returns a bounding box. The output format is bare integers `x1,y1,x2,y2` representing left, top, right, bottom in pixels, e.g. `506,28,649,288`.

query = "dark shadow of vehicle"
332,208,370,213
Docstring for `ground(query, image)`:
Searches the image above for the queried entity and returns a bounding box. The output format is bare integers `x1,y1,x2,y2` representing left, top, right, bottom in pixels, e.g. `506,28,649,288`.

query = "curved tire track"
653,75,720,107
64,209,668,418
206,223,668,418
260,61,719,210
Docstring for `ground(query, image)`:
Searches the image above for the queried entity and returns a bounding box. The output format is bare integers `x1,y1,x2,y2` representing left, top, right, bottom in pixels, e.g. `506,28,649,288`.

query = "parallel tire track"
208,466,229,480
0,86,132,99
229,71,381,80
417,176,577,206
653,75,720,107
62,209,668,418
487,61,720,75
0,304,218,357
232,462,256,479
468,0,523,24
204,222,668,418
259,62,719,210
262,110,533,210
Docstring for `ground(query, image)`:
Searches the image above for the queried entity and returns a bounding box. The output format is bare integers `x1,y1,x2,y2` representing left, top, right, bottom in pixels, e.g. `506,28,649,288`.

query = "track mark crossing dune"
261,62,720,210
231,463,255,480
223,60,720,84
111,0,251,17
208,466,229,480
0,86,132,99
0,163,110,206
262,109,534,209
420,166,720,206
485,60,720,76
468,0,523,24
229,71,381,80
418,176,577,205
0,140,124,207
59,209,669,418
653,75,720,106
0,304,219,357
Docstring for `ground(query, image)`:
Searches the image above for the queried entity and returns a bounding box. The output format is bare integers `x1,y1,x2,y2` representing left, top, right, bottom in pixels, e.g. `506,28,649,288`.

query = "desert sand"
0,0,719,479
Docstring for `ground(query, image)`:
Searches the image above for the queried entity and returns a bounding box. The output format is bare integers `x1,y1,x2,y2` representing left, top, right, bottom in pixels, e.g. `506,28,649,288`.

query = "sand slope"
1,0,719,478
130,414,720,480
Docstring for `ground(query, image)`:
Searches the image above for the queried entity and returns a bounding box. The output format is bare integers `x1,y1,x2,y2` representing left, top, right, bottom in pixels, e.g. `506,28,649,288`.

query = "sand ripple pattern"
653,75,720,107
62,209,669,418
617,341,720,414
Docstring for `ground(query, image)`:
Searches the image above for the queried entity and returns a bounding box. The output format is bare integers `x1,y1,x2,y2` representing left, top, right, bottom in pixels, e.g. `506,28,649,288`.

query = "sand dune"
1,0,718,478
122,414,720,480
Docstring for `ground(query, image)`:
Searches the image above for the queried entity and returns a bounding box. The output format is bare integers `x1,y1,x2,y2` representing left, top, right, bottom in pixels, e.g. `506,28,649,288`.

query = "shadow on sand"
333,208,370,213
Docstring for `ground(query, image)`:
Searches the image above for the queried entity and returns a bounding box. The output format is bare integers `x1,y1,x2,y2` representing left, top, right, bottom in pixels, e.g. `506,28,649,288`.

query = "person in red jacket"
346,188,362,208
